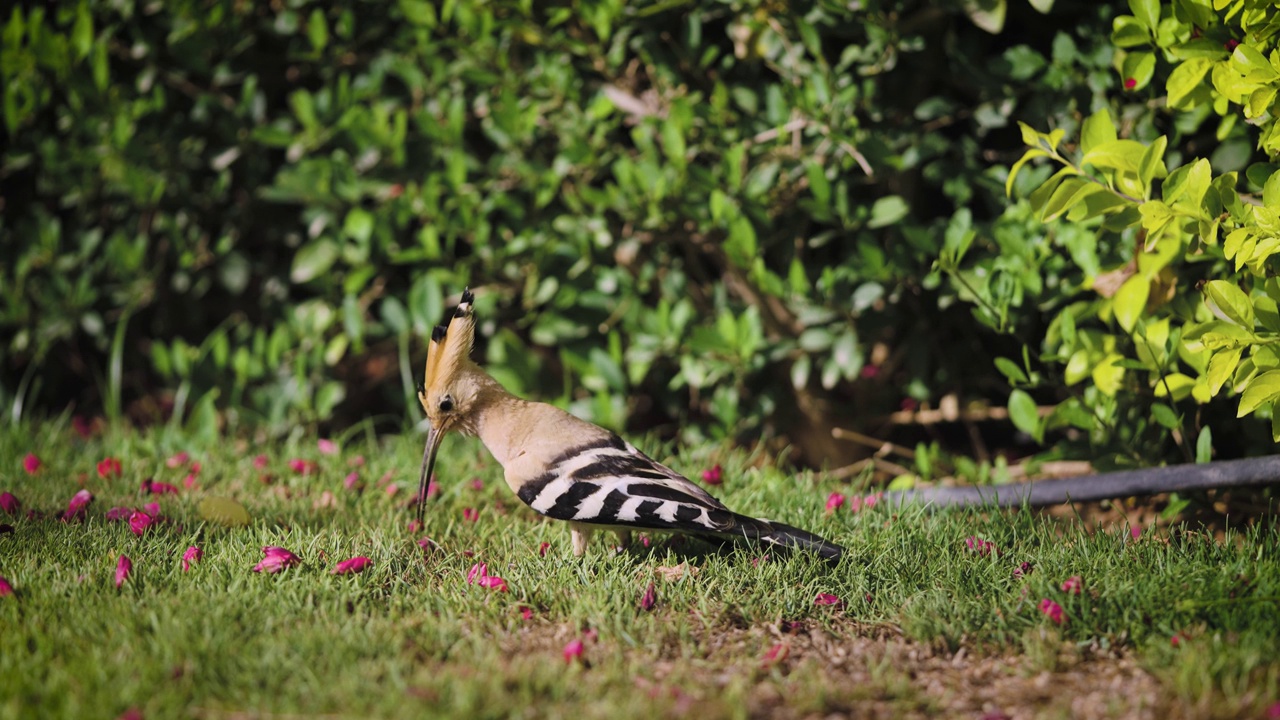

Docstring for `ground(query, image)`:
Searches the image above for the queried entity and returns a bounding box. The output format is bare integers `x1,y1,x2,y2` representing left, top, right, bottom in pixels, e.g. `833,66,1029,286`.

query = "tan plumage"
415,289,843,561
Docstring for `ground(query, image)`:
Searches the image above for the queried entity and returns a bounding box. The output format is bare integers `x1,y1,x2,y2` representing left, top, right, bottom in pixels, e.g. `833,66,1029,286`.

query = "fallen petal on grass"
318,439,338,455
128,510,154,536
466,563,487,585
22,453,41,474
253,454,269,469
0,576,13,597
63,489,93,521
182,546,203,572
0,491,19,515
1060,575,1083,595
115,555,132,588
462,507,478,522
518,605,533,621
1038,598,1065,625
1013,561,1033,579
700,464,723,485
333,556,372,575
965,536,997,556
538,542,551,557
165,452,190,468
477,575,508,592
344,472,362,491
639,582,657,611
814,593,843,607
824,492,846,514
97,457,123,479
762,642,789,665
563,639,585,663
254,546,302,573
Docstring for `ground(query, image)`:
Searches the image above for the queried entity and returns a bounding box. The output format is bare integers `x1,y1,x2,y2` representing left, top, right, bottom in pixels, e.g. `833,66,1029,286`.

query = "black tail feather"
736,517,843,562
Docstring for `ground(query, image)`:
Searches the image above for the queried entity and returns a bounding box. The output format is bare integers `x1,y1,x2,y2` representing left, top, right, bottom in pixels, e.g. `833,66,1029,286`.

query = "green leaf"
1166,58,1212,108
343,208,375,244
1007,389,1041,438
725,216,757,268
71,1,93,60
1128,0,1159,31
995,357,1028,385
1113,275,1149,333
1237,370,1280,417
1208,346,1244,395
1041,178,1103,222
291,239,339,283
1111,15,1150,47
307,9,329,52
1122,51,1156,91
198,497,251,527
962,0,1007,34
1151,403,1179,429
1195,425,1213,464
1005,148,1048,196
1080,109,1117,156
1082,139,1147,173
1138,136,1168,189
1204,280,1254,328
867,196,909,229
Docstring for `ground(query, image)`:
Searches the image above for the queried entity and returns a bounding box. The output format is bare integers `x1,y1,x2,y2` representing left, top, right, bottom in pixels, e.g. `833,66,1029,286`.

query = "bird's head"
414,287,480,524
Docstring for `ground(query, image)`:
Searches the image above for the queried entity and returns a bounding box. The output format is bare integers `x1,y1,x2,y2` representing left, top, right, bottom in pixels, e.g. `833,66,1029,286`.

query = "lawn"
2,421,1278,719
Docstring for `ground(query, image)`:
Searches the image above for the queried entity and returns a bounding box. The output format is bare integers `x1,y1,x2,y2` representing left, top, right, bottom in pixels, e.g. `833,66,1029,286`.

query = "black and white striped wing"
516,435,742,535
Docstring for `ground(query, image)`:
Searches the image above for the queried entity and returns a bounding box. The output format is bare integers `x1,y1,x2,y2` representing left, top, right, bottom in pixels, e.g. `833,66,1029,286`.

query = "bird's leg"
570,522,593,556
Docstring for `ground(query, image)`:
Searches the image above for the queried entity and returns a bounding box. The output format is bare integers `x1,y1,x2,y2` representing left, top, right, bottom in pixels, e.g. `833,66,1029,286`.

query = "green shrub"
980,0,1280,468
5,0,1227,468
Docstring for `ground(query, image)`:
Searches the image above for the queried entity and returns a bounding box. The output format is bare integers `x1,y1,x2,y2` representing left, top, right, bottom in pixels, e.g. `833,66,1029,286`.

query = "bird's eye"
439,396,454,413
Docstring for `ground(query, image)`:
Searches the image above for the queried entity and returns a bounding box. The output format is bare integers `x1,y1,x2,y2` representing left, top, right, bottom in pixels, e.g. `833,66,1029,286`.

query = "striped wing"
516,435,741,535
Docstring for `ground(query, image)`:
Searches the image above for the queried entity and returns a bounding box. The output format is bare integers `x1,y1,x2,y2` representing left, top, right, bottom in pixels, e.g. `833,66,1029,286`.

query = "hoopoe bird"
415,289,844,562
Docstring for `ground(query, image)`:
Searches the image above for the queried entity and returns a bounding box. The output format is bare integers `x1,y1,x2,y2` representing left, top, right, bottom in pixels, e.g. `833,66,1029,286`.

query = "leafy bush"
10,0,1252,469
980,0,1279,468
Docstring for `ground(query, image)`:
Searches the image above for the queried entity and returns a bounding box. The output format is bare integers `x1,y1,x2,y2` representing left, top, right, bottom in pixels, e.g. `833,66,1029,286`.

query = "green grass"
2,421,1279,719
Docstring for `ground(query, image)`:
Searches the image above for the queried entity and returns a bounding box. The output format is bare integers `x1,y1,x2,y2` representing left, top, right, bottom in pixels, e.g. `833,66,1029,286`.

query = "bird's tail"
737,516,844,563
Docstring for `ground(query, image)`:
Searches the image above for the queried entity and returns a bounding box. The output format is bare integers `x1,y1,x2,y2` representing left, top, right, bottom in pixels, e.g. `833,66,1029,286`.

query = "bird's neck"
462,365,535,468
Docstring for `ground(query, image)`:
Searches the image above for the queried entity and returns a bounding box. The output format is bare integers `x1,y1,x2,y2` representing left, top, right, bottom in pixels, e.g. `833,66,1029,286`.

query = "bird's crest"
424,288,476,394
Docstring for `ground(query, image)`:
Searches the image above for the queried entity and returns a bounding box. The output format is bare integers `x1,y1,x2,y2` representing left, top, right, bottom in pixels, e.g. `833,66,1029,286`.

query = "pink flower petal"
288,459,316,475
0,491,19,515
1060,575,1083,595
333,556,372,575
183,473,199,490
253,454,269,469
462,507,478,522
165,452,190,468
639,582,657,611
1266,701,1280,720
254,546,302,573
824,492,846,514
477,575,508,592
343,472,362,491
518,605,533,620
1170,634,1181,647
349,455,366,467
466,563,488,585
762,642,789,665
62,489,93,521
148,481,179,495
128,510,154,536
407,519,423,533
117,708,143,720
0,576,13,597
143,502,160,516
182,546,203,572
1130,525,1142,540
22,453,41,475
115,555,132,588
72,415,94,438
105,506,132,522
1038,598,1065,625
700,464,723,485
863,493,881,508
97,457,123,479
190,462,201,476
317,439,338,455
470,478,484,491
814,593,843,607
965,536,997,556
563,639,585,663
1013,561,1033,578
426,479,440,499
539,542,551,557
849,495,863,513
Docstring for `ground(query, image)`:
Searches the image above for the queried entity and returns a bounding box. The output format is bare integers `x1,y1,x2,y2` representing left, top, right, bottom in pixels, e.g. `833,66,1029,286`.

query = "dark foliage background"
3,0,1272,472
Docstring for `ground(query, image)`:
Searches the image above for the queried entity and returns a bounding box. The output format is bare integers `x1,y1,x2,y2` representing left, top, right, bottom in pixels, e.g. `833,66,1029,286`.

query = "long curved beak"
415,425,445,526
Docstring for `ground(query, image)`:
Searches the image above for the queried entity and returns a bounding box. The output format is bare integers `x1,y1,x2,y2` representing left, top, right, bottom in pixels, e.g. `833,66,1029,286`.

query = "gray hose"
885,455,1280,508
